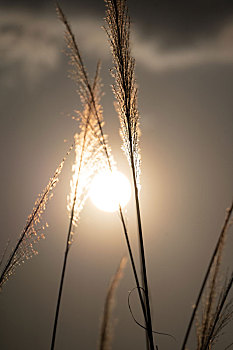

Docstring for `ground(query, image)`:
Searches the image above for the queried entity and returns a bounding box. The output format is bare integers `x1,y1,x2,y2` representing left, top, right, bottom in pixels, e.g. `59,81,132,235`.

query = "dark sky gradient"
0,1,233,349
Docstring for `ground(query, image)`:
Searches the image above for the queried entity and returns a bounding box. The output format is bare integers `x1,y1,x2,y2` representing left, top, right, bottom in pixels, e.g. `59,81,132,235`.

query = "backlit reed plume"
204,273,233,349
56,4,147,343
196,272,233,350
196,224,226,349
104,1,155,349
195,203,233,350
99,257,127,350
181,199,233,349
0,149,71,290
104,0,140,187
56,2,113,171
67,129,106,229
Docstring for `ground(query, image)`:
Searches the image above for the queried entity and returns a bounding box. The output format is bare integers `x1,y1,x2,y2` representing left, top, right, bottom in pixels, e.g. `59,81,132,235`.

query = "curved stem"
119,206,148,325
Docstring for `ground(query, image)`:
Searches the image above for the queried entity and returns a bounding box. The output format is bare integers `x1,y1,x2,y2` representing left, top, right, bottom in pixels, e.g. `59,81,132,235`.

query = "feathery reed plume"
104,0,141,186
0,147,71,290
196,217,226,348
56,3,147,339
67,130,106,229
99,257,127,350
56,2,113,171
200,272,233,349
205,274,233,349
196,232,227,349
104,1,155,348
181,199,233,350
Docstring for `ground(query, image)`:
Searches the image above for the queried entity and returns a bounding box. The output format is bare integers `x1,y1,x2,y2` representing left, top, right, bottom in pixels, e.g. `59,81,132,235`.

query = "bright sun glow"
90,170,131,212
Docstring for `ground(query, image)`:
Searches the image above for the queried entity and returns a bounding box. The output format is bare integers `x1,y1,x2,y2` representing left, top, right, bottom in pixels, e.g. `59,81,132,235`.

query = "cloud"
132,22,233,71
0,8,108,86
0,9,63,85
1,6,233,88
130,0,233,50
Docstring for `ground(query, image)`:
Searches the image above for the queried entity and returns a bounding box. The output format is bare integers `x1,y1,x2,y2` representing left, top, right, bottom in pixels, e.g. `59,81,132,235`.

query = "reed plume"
99,257,127,350
104,0,141,186
0,148,71,290
104,1,155,348
195,212,233,350
56,2,113,171
201,273,233,349
196,223,226,349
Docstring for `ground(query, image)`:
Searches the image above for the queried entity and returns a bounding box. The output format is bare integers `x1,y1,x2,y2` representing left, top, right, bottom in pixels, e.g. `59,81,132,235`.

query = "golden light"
89,170,131,212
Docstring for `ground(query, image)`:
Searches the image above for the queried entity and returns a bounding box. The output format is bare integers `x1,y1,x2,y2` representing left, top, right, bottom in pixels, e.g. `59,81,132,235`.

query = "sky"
0,0,233,349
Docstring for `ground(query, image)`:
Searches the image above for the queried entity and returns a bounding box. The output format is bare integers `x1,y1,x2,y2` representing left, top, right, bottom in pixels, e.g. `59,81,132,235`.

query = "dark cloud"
0,0,105,16
0,9,62,86
1,0,233,51
1,0,233,84
129,0,233,50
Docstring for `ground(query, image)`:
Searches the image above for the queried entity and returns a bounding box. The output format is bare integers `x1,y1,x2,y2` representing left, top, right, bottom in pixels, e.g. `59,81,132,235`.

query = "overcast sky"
0,1,233,349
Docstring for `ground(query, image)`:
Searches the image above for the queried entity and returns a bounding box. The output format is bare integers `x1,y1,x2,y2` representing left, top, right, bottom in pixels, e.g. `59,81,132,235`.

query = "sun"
89,170,131,212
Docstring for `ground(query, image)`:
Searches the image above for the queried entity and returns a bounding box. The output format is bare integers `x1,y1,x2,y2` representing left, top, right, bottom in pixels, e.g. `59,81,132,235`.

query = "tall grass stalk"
0,148,71,290
56,2,148,337
50,131,96,350
181,199,233,349
50,58,105,348
104,0,155,348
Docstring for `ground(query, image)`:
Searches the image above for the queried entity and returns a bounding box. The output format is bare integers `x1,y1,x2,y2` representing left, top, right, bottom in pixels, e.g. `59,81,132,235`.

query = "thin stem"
50,167,83,349
50,211,73,350
181,199,233,350
131,158,155,350
119,206,148,325
50,110,90,349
